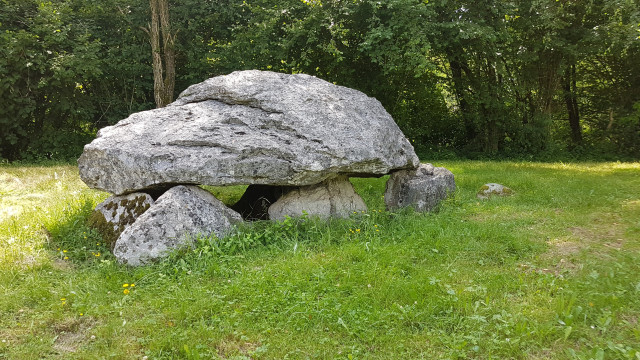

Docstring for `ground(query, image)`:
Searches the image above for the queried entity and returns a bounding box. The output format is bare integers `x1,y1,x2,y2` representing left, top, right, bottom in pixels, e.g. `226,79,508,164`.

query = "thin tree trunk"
158,0,175,106
563,63,582,144
147,0,175,108
606,108,614,131
449,57,476,143
485,59,499,154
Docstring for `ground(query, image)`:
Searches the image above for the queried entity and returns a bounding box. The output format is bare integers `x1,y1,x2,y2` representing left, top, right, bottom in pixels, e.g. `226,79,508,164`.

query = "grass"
1,160,639,359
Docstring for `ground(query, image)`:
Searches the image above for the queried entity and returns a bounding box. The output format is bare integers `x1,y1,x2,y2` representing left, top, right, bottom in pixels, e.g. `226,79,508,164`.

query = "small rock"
384,163,456,212
268,175,367,220
477,183,514,199
113,185,242,266
88,193,154,249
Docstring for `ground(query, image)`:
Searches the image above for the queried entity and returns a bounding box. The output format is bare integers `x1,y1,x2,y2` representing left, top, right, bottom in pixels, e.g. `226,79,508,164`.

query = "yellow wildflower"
123,289,130,295
123,284,129,288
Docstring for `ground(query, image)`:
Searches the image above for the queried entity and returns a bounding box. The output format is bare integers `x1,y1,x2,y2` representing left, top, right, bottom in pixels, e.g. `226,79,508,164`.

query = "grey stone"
78,70,419,195
88,192,154,249
113,185,242,266
477,183,513,199
268,176,367,220
384,164,456,212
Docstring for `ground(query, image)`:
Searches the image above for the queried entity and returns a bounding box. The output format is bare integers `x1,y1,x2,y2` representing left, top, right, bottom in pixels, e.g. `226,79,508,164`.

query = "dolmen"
79,70,455,265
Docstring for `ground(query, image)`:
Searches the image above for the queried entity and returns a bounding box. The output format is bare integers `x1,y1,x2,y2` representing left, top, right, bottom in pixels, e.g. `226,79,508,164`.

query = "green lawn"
1,161,639,359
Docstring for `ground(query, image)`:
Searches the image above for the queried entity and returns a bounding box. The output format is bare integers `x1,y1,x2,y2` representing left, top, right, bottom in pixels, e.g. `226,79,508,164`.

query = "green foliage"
0,0,102,160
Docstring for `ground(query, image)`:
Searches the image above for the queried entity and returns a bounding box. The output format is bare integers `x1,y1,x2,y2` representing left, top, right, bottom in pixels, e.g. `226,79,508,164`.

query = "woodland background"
1,0,639,161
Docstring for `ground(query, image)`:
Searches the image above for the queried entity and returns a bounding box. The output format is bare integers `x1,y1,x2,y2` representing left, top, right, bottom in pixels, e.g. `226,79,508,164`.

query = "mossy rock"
87,193,154,249
477,183,514,199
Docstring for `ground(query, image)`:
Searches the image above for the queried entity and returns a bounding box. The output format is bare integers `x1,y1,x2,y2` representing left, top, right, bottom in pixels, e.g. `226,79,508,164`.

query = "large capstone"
385,164,456,212
113,185,242,266
78,70,419,195
268,176,367,220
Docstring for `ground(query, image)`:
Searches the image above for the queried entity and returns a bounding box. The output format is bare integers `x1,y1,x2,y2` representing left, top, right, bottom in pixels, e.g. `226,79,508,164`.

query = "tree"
0,0,103,160
144,0,176,108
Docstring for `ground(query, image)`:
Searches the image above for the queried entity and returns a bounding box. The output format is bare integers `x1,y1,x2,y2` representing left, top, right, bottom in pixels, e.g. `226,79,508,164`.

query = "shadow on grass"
45,198,114,265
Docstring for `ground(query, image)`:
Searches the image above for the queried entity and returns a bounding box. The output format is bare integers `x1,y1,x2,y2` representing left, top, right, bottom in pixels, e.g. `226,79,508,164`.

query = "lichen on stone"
477,183,514,199
87,194,154,250
87,210,119,250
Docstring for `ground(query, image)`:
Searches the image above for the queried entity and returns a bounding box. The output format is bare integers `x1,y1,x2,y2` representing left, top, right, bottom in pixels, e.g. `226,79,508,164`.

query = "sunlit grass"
0,164,107,270
1,161,639,359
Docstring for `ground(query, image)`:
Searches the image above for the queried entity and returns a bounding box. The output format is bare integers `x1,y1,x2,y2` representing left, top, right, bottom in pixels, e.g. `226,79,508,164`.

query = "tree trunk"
563,63,582,145
606,108,614,131
484,59,500,154
449,57,476,142
148,0,175,108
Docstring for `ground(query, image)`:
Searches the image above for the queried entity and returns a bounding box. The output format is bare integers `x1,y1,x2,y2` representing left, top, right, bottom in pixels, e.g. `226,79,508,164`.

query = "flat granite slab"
78,70,419,195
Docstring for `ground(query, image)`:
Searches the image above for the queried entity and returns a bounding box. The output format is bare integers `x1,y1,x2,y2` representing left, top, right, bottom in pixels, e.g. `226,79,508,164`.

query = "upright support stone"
113,185,242,266
88,193,154,249
385,164,455,212
268,175,367,220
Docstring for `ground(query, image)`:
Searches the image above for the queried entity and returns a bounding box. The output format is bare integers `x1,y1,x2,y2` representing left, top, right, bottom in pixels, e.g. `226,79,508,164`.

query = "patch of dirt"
0,329,21,348
550,238,583,257
540,222,630,273
622,200,640,209
51,257,76,271
52,317,94,354
620,313,638,326
520,257,581,277
568,225,627,252
216,334,261,359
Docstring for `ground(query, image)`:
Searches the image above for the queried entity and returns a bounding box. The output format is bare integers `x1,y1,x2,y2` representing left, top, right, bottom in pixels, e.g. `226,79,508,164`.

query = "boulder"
87,193,154,249
385,164,455,212
113,185,242,266
78,70,419,195
268,176,367,220
477,183,513,199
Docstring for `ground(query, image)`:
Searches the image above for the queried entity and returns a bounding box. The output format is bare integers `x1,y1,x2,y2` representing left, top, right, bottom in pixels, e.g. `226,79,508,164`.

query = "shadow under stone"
230,184,295,221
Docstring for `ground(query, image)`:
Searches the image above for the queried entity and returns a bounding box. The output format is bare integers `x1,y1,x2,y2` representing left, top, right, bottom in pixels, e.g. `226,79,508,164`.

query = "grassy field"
1,161,639,359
